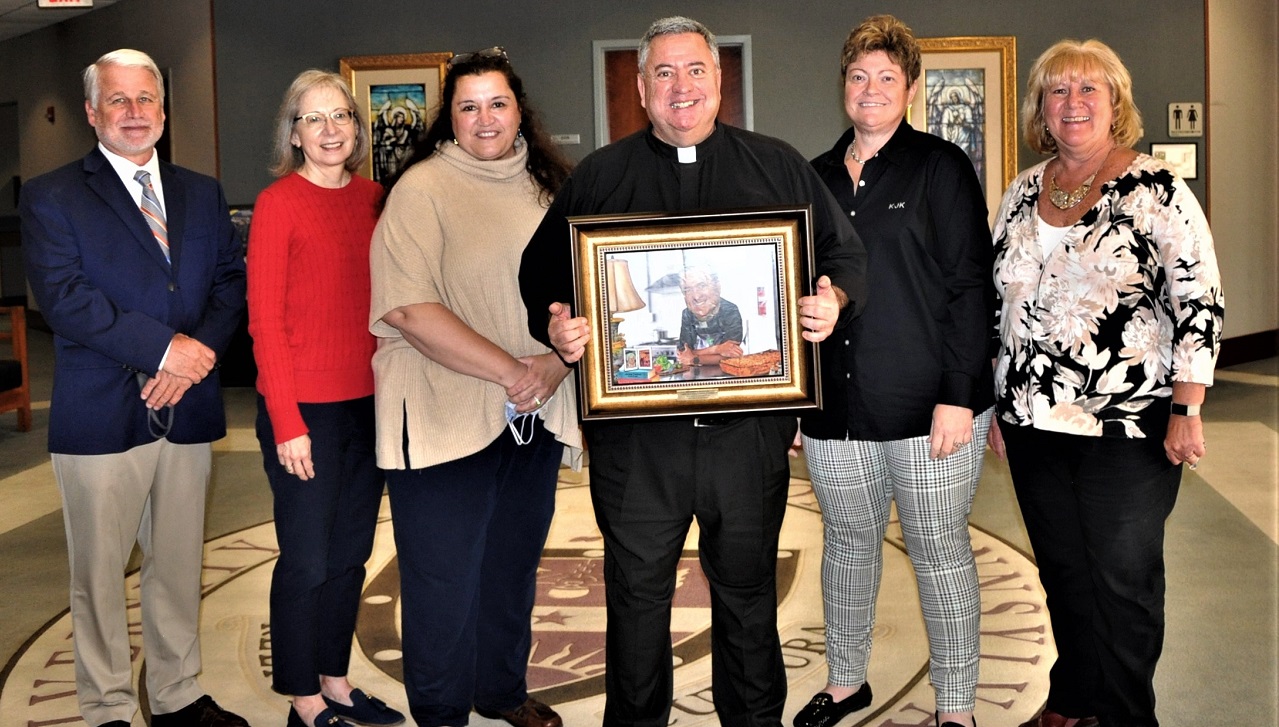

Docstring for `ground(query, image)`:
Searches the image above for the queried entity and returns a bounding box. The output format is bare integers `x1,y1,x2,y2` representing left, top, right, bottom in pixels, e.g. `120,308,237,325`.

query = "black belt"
691,414,742,428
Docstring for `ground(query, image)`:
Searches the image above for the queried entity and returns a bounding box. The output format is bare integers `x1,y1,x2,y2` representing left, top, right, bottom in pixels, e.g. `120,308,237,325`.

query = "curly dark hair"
385,51,572,203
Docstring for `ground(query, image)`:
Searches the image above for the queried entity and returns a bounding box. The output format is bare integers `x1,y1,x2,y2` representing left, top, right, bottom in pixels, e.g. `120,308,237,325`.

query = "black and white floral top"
992,154,1224,438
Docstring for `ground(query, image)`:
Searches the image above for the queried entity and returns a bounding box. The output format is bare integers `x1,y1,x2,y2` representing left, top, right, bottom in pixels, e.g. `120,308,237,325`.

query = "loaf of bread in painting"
718,349,781,377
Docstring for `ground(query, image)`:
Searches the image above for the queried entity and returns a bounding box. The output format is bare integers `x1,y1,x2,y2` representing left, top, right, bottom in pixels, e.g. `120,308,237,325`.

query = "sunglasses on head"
447,46,508,69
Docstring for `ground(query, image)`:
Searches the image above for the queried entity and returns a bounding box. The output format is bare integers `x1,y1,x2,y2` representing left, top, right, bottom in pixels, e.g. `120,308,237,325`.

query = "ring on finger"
533,395,543,407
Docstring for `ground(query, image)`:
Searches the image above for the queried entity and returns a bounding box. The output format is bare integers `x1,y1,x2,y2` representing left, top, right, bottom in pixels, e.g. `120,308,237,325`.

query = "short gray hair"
269,69,369,178
638,16,719,72
680,266,720,291
83,49,164,107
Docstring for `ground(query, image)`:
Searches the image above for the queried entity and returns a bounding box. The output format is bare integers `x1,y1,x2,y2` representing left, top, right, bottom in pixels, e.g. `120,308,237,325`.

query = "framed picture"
228,205,253,257
591,35,753,148
909,36,1017,225
1150,142,1197,179
568,206,820,420
340,52,452,183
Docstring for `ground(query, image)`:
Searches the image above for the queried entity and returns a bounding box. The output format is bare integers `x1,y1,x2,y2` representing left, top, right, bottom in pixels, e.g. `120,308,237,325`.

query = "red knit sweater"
247,172,382,444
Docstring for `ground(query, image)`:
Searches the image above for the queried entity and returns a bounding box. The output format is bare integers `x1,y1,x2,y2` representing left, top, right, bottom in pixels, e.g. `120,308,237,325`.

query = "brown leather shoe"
475,698,562,727
152,695,250,727
1018,708,1099,727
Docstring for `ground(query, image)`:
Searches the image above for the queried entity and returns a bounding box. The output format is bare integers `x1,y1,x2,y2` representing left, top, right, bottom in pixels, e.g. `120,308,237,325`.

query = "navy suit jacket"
20,147,246,455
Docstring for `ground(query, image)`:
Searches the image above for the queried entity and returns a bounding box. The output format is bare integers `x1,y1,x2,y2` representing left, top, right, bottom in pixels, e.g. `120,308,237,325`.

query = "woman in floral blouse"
991,40,1223,727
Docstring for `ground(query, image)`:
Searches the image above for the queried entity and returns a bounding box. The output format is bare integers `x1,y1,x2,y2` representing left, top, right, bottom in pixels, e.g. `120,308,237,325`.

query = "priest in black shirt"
519,16,867,727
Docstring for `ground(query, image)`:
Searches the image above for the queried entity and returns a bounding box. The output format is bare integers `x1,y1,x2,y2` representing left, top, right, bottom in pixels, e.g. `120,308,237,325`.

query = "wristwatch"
1170,403,1201,417
693,355,701,366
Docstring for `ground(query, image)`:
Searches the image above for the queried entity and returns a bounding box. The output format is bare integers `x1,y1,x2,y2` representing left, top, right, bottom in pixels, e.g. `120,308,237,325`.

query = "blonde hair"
1022,38,1143,154
269,70,370,177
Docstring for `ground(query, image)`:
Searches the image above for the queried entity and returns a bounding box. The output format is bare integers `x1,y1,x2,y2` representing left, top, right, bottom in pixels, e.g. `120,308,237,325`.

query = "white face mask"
504,399,542,445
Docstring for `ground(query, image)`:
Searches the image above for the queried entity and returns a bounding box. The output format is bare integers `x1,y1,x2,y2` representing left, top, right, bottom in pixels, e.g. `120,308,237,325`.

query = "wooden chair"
0,305,32,431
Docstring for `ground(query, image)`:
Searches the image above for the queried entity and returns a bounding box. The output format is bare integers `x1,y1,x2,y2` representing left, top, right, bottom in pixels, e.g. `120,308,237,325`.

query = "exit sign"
38,0,94,7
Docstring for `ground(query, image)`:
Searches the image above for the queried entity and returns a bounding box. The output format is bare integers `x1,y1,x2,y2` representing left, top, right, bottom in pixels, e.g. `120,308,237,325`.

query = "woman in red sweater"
248,70,402,727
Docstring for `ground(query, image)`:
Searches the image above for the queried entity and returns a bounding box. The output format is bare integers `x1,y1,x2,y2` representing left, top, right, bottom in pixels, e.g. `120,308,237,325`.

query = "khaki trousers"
53,439,211,725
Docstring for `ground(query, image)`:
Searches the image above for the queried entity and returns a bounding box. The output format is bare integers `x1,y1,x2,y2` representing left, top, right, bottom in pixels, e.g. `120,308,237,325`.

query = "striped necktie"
134,170,169,263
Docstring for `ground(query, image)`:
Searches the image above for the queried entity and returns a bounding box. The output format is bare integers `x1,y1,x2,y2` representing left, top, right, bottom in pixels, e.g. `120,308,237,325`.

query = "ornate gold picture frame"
340,52,452,183
568,206,820,420
910,36,1017,224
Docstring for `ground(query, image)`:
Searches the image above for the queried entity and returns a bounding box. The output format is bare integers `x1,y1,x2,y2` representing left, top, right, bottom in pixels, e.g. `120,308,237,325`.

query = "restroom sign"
1168,102,1203,138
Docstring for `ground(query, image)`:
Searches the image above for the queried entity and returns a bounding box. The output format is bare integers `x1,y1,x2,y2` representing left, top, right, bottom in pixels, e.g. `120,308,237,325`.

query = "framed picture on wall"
591,36,753,148
909,36,1017,224
567,206,819,420
1150,142,1197,179
227,205,253,257
340,52,452,184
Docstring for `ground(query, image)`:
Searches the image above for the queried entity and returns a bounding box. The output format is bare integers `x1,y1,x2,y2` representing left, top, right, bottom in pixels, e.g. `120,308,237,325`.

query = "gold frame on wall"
568,206,821,421
340,52,452,183
909,36,1017,222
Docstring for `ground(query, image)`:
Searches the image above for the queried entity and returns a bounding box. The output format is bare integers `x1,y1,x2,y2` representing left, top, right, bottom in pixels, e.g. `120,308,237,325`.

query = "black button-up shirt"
801,122,995,441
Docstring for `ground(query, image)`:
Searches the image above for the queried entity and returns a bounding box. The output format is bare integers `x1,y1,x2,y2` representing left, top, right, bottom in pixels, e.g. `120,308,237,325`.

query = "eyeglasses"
293,109,354,128
447,46,508,69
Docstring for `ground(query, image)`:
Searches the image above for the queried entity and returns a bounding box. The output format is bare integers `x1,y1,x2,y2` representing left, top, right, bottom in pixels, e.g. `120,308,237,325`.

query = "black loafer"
288,706,354,727
152,695,249,727
793,683,873,727
323,690,405,726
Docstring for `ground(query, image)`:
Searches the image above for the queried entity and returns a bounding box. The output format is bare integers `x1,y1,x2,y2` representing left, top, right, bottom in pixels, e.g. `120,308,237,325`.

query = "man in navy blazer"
20,50,249,727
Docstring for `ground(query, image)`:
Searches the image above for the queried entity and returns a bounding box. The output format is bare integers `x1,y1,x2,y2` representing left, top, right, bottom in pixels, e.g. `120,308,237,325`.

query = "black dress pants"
586,414,797,727
1003,424,1181,727
256,395,384,696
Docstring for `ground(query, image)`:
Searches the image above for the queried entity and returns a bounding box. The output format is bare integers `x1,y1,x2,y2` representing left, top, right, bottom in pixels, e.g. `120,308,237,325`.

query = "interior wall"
0,0,216,182
210,0,1207,205
1207,0,1279,339
4,0,1270,343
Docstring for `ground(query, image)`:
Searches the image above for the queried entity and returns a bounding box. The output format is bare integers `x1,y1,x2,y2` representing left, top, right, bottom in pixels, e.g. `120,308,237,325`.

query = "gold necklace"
1048,147,1114,210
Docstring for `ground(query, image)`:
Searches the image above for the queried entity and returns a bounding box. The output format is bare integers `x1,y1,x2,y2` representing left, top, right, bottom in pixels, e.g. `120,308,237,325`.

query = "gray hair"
638,16,719,72
269,69,370,178
83,49,164,107
680,266,720,291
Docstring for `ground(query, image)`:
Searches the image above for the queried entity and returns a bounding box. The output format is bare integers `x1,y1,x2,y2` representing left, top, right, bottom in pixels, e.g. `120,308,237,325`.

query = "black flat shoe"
288,706,354,727
936,712,976,727
323,690,405,726
792,683,872,727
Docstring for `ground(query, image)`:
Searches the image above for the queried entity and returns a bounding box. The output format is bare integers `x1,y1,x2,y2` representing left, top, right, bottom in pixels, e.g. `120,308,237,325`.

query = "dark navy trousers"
386,419,562,727
256,395,384,696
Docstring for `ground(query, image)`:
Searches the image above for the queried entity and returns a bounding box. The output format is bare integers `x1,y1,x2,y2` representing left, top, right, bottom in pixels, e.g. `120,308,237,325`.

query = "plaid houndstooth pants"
801,407,994,712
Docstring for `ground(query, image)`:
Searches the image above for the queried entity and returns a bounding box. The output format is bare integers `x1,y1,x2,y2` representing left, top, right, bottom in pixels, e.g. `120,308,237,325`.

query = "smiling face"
843,50,915,137
681,269,722,321
1043,72,1115,155
450,71,521,161
638,32,721,147
85,64,165,165
289,85,356,174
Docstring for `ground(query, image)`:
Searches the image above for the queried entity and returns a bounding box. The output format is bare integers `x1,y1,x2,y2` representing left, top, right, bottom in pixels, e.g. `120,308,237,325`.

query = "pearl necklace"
1048,147,1115,210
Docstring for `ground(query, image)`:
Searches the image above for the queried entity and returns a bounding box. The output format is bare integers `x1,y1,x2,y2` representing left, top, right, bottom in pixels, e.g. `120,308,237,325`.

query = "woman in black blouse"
794,15,994,727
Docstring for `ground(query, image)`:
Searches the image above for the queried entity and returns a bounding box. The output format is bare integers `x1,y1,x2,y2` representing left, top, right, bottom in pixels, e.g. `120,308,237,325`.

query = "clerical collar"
647,122,722,162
